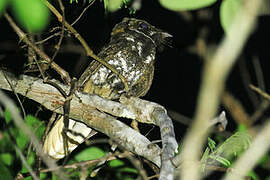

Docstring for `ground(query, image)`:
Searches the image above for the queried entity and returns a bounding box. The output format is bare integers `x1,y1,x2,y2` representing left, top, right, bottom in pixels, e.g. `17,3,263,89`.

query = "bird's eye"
140,23,148,29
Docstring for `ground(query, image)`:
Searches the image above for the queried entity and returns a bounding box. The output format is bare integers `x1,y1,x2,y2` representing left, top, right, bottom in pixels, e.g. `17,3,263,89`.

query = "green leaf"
40,173,48,180
209,155,231,167
21,151,35,173
0,161,13,180
16,130,29,150
119,167,138,174
0,0,8,16
237,124,247,132
0,132,13,151
159,0,217,11
106,0,123,12
248,171,259,180
25,115,45,140
258,154,270,167
201,147,210,172
12,0,50,32
75,147,105,161
25,115,39,126
109,159,124,167
0,153,13,166
4,109,12,124
207,137,216,151
213,132,251,160
220,0,241,33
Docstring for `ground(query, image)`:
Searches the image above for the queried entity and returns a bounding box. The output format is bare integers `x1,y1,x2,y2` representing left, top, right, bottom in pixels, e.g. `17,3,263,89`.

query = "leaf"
248,171,259,180
119,167,138,174
237,123,247,132
104,0,123,12
4,109,12,124
12,0,50,32
159,0,217,11
16,130,29,150
109,159,124,167
21,151,35,173
209,155,231,167
220,0,241,33
207,137,216,151
0,0,8,16
25,115,45,140
213,132,251,159
40,173,48,180
0,153,13,166
0,161,13,180
74,147,105,161
201,147,210,172
0,132,13,151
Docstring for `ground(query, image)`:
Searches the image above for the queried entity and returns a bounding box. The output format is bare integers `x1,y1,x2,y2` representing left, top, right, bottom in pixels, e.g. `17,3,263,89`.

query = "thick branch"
0,70,164,166
152,107,178,180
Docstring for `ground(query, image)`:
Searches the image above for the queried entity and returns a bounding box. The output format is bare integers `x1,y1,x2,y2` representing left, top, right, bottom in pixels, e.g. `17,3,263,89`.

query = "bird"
42,17,172,159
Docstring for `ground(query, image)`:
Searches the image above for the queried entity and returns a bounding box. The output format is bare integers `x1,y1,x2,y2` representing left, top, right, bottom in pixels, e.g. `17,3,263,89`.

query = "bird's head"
111,18,172,51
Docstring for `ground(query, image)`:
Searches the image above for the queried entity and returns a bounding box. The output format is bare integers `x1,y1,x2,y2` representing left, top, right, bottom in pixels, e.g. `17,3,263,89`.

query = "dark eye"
140,23,148,29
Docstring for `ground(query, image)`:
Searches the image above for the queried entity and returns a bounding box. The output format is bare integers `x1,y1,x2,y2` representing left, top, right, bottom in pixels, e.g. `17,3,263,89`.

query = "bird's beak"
161,32,173,38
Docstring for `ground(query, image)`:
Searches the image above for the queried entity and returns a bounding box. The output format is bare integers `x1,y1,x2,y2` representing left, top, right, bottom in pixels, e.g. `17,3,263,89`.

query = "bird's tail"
42,116,94,159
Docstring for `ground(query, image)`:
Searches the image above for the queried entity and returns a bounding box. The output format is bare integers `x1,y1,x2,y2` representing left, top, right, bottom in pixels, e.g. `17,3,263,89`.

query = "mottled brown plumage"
43,18,171,159
79,17,171,99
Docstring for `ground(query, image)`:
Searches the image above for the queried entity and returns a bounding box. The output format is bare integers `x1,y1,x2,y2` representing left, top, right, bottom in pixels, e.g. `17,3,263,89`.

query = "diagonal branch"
179,1,262,179
0,70,175,167
42,0,129,91
4,13,71,84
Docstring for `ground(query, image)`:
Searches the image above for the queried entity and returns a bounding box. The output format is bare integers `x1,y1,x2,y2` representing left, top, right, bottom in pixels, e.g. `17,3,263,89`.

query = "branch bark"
0,70,177,173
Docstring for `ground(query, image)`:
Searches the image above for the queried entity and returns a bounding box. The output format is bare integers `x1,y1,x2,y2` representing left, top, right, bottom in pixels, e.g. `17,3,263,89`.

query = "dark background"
1,0,270,141
1,0,270,178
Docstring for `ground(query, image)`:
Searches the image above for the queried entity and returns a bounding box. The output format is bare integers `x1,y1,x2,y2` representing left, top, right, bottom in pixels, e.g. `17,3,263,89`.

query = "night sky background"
1,0,270,178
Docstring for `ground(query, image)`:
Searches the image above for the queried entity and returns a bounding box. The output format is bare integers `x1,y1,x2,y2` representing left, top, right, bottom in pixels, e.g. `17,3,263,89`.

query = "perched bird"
43,17,172,159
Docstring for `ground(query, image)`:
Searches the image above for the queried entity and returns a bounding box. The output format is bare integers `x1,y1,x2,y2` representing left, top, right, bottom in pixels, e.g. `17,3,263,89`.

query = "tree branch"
179,0,262,179
0,70,177,171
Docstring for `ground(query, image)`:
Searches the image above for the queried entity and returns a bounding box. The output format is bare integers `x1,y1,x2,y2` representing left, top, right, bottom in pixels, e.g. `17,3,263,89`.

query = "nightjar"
43,18,172,159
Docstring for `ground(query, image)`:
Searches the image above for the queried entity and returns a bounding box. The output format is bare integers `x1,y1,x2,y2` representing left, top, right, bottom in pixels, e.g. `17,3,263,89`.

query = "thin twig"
168,109,191,126
249,85,270,124
62,78,77,161
42,0,129,91
71,0,96,26
5,128,39,180
249,84,270,101
35,32,61,45
221,91,251,126
4,12,71,85
0,90,68,180
32,56,46,80
125,152,149,180
50,0,65,62
40,151,130,173
238,58,259,108
2,71,26,119
250,100,269,123
252,56,265,92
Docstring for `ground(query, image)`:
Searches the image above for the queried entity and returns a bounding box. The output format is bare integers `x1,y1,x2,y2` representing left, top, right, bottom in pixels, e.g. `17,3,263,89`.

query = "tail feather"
43,116,93,159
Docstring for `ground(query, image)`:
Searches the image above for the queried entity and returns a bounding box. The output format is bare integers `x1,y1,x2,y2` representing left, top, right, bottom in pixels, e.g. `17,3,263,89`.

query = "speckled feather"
43,18,171,159
79,18,171,99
